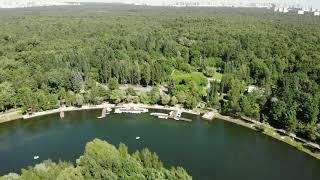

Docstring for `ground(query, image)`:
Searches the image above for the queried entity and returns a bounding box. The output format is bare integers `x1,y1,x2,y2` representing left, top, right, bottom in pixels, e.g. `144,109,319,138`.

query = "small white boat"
136,136,140,140
34,156,39,160
159,115,168,119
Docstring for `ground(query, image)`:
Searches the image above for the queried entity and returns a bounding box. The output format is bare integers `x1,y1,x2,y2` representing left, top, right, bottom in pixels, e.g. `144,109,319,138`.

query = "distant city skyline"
72,0,320,8
0,0,320,9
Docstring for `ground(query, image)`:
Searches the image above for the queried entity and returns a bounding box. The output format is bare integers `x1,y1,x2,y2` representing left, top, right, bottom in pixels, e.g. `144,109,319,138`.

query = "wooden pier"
60,110,65,119
150,110,192,122
98,108,110,119
202,110,218,121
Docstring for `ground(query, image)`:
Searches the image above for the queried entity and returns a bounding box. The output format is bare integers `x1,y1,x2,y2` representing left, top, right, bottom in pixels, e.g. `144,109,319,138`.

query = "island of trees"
0,139,191,179
0,5,319,144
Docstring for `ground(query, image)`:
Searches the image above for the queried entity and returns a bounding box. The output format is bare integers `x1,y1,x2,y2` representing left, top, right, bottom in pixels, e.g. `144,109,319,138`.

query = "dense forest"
0,4,319,141
0,139,191,179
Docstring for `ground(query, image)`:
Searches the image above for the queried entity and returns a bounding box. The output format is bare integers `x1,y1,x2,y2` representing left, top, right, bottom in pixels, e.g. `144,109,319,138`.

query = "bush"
1,139,192,180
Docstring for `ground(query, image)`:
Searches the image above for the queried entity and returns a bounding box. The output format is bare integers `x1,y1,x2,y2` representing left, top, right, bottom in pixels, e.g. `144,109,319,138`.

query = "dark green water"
0,110,319,179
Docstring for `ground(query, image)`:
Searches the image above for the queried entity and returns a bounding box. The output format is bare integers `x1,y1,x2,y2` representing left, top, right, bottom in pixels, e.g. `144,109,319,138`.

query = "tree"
126,87,136,96
109,90,126,104
149,87,161,104
65,91,76,106
71,71,84,93
142,63,151,86
108,78,119,91
129,61,141,85
139,92,150,104
161,93,171,105
118,143,128,158
170,96,178,106
89,85,102,105
0,82,15,111
36,90,49,111
75,94,84,107
2,139,191,180
240,95,260,120
17,87,34,112
176,92,187,104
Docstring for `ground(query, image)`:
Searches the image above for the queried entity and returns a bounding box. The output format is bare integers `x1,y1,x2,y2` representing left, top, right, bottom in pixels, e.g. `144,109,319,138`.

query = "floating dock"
150,111,192,122
114,106,148,114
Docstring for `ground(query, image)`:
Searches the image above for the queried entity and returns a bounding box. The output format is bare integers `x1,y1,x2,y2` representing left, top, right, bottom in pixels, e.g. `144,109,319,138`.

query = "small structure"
314,12,320,16
169,110,181,120
247,85,258,93
98,107,112,119
59,105,66,119
27,108,33,115
150,113,169,119
298,10,304,15
60,111,65,118
202,110,218,120
150,110,191,122
278,7,284,13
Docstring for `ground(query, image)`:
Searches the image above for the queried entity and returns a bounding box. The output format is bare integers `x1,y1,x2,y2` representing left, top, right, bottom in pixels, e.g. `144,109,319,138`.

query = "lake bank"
213,113,320,160
0,110,22,124
21,103,200,120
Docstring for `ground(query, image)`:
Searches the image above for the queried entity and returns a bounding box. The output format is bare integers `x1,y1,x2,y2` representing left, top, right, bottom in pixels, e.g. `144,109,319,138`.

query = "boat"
150,112,168,116
158,115,168,119
136,136,140,140
34,156,39,160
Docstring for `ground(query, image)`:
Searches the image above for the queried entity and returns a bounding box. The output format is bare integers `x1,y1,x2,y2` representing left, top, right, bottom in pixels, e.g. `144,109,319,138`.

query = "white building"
314,12,320,16
278,7,284,12
298,10,304,15
247,85,258,93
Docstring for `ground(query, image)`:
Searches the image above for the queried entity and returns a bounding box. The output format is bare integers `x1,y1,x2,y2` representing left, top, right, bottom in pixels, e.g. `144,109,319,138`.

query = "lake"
0,110,319,179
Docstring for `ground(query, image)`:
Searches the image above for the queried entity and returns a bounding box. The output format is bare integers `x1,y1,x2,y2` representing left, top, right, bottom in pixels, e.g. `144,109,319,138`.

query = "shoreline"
22,104,116,120
0,110,23,124
21,103,200,120
1,103,319,160
213,114,320,160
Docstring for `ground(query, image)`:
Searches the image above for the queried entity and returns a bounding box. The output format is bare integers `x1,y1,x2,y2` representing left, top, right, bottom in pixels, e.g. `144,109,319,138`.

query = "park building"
298,10,304,15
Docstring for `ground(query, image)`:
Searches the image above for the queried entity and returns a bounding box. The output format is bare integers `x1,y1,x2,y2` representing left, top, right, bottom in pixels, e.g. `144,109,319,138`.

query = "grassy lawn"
212,72,223,81
171,71,207,87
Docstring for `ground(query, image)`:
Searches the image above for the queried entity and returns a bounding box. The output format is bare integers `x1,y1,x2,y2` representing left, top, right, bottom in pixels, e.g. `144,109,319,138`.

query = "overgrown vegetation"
0,5,319,141
0,139,191,180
